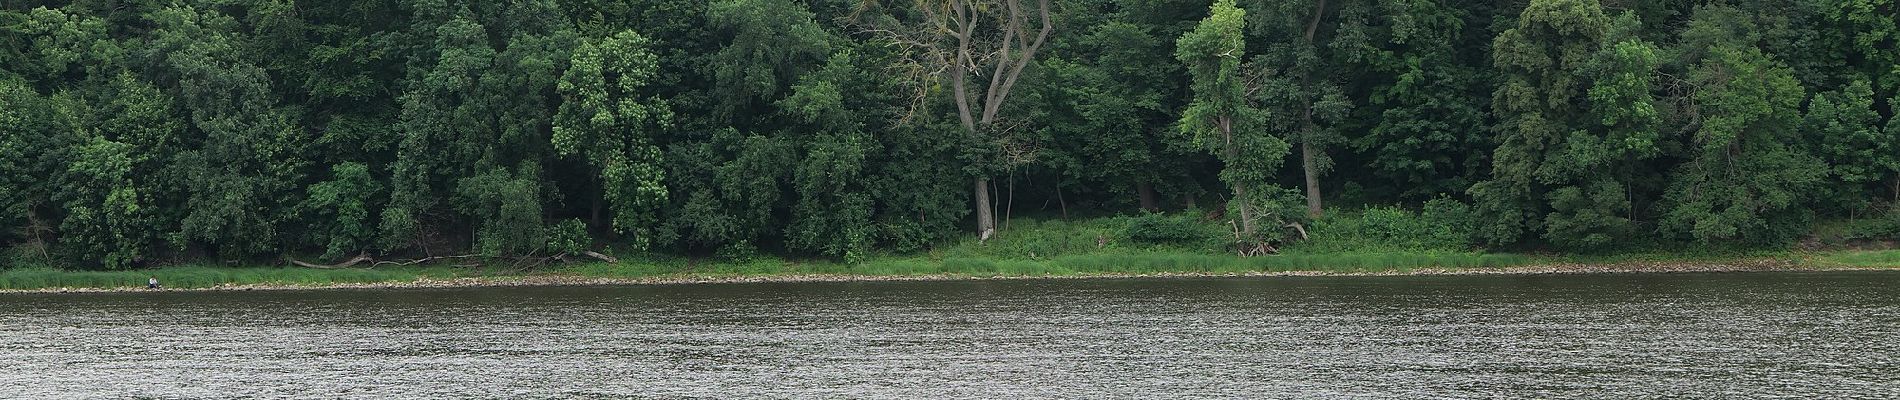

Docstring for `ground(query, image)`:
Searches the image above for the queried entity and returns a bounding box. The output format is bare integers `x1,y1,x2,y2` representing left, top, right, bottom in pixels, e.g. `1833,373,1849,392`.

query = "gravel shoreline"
5,258,1892,294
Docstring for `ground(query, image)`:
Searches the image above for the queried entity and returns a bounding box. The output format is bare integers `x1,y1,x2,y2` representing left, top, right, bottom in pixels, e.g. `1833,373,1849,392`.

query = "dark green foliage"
0,0,1894,269
1659,6,1827,245
1123,212,1214,246
457,167,548,256
1337,0,1489,200
299,163,380,260
1803,79,1897,214
545,219,591,255
1471,0,1664,250
1418,196,1479,249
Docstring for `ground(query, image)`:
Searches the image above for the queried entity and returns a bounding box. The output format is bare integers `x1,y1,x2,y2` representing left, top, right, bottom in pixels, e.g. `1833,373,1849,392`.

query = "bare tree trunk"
975,178,995,240
1299,0,1329,219
1137,182,1159,212
1235,182,1256,238
1057,183,1069,220
910,0,1051,242
1005,171,1016,230
1302,133,1323,219
1221,116,1255,237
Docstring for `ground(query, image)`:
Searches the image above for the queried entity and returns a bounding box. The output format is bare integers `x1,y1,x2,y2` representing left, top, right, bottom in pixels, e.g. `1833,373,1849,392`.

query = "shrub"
1865,206,1900,240
1124,212,1212,245
1358,206,1424,241
545,219,591,255
1418,196,1479,250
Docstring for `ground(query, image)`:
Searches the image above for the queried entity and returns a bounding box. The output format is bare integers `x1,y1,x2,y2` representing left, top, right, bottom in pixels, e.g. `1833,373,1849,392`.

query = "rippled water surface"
4,272,1898,398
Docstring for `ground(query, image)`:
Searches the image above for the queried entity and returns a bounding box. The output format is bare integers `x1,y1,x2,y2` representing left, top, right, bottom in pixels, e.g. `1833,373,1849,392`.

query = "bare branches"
852,0,1055,129
982,0,1052,124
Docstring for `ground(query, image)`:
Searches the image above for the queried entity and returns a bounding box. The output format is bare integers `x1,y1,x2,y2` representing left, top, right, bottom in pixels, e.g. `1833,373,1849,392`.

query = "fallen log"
288,253,373,269
372,254,480,267
579,250,618,263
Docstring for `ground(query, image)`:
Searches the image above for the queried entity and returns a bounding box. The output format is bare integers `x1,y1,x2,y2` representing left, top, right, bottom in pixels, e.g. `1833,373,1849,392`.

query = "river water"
3,272,1896,399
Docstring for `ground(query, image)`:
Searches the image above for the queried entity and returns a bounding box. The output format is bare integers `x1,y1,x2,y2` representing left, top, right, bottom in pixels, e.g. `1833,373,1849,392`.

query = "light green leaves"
555,30,671,249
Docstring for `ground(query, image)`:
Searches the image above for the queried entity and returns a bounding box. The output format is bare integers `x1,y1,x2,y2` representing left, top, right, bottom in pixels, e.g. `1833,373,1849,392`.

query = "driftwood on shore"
287,251,618,269
287,253,374,269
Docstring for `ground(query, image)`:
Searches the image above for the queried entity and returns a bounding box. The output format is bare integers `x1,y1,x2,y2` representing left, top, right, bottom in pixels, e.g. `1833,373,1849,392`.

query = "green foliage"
704,0,833,118
779,51,878,262
1338,0,1489,200
1177,0,1289,240
1,0,1896,270
57,137,151,269
1660,7,1826,245
457,167,547,256
1123,212,1216,246
1803,79,1897,214
1293,201,1476,253
555,29,671,247
1472,0,1661,250
545,218,591,255
299,162,380,260
1418,196,1480,249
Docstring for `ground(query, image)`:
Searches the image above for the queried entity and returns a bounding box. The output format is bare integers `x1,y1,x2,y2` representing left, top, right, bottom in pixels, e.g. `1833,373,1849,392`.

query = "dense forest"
1,0,1896,269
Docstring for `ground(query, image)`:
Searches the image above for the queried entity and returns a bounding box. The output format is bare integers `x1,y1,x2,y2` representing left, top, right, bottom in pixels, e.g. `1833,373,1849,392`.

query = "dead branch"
579,250,619,263
288,253,373,269
1284,222,1310,241
372,254,481,267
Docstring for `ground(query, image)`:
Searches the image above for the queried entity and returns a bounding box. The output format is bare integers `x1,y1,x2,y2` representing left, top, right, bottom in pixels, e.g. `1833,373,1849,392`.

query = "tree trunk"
1137,182,1159,212
1005,172,1015,230
975,178,995,240
1057,183,1070,220
1300,0,1328,219
1221,116,1255,238
590,194,602,228
1302,136,1323,219
1235,182,1256,238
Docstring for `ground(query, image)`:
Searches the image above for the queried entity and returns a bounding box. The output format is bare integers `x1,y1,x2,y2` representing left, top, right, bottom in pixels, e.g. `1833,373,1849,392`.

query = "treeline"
0,0,1895,269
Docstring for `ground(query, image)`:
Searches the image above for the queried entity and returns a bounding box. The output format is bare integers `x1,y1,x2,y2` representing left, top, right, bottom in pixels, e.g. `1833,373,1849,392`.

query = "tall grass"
1051,252,1529,274
1816,250,1900,267
23,211,1772,291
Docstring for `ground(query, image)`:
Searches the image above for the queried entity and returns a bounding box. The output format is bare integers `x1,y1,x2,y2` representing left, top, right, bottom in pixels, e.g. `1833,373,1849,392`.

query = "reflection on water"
3,272,1897,398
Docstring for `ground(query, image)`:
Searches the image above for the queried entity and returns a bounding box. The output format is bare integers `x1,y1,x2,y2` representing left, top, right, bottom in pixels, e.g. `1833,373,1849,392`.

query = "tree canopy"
2,0,1896,268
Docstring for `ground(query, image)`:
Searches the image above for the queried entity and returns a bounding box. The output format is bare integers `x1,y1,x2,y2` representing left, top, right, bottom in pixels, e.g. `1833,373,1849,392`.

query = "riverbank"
4,249,1897,293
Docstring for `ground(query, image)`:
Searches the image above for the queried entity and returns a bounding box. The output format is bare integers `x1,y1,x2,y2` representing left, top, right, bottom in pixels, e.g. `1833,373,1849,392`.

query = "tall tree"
1470,0,1662,249
779,51,878,260
1247,0,1350,218
868,0,1055,241
1177,0,1287,239
1031,18,1189,212
1660,5,1825,244
554,30,672,248
140,5,308,257
1803,78,1896,214
1335,0,1490,201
